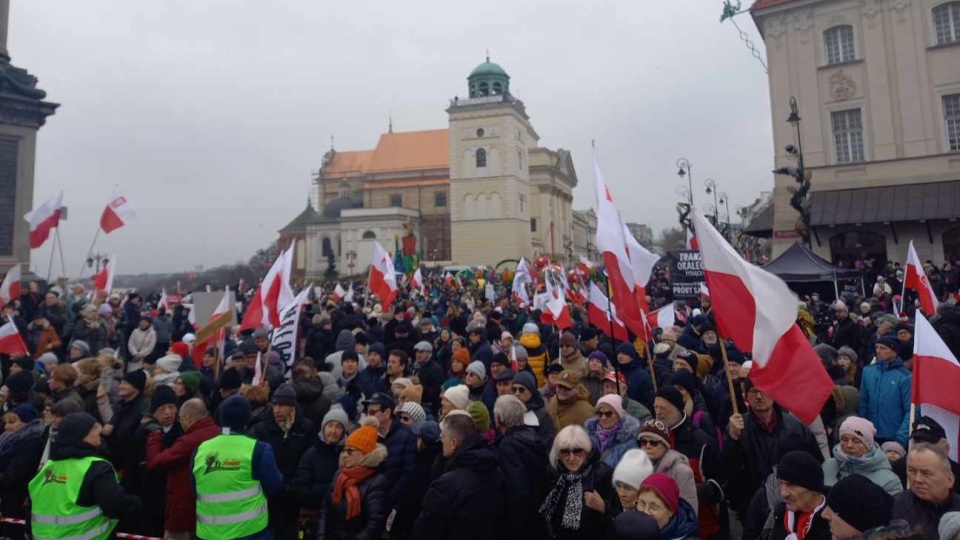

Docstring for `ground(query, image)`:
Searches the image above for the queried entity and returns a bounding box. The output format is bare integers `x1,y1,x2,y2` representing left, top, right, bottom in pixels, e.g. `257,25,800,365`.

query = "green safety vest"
28,455,117,540
192,433,268,540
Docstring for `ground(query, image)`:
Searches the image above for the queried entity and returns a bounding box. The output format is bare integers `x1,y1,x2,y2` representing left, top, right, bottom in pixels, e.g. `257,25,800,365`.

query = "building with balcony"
751,0,960,268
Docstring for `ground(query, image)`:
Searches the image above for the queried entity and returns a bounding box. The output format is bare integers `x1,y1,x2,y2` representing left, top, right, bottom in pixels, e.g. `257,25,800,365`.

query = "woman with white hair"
540,425,613,539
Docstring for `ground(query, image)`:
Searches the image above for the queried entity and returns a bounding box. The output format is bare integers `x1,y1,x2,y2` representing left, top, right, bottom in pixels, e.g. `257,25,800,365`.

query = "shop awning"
810,180,960,226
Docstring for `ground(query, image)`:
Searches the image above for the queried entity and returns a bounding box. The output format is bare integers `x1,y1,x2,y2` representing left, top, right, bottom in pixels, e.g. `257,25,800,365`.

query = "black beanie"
825,474,893,532
56,412,98,449
220,367,243,391
777,450,825,493
670,370,698,396
14,357,35,372
218,395,251,431
675,351,699,373
4,371,35,395
150,385,178,412
123,370,147,393
656,386,685,413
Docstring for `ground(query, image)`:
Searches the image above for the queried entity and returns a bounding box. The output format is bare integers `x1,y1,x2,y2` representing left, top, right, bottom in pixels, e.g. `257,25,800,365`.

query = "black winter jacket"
0,420,45,521
892,491,960,540
770,501,831,540
293,378,333,429
543,450,614,540
380,418,418,506
324,449,390,540
290,433,343,509
412,435,506,540
412,359,444,415
497,426,550,540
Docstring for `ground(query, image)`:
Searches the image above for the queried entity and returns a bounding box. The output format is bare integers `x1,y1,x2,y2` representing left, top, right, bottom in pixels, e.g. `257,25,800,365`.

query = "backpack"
693,409,724,451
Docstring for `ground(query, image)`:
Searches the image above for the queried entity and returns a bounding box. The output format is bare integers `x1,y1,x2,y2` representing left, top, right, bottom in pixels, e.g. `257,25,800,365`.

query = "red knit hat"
640,472,680,514
170,342,189,358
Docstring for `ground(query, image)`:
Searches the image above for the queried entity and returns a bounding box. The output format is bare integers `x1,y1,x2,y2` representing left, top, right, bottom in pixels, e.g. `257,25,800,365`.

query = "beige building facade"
279,59,594,279
752,0,960,267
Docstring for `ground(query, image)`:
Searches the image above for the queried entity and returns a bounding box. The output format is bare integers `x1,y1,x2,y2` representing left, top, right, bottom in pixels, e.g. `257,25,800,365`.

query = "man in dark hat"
28,413,141,539
363,392,417,509
678,314,708,352
251,383,316,539
858,335,911,446
106,370,148,490
771,450,830,539
823,474,909,539
891,415,960,493
129,385,183,536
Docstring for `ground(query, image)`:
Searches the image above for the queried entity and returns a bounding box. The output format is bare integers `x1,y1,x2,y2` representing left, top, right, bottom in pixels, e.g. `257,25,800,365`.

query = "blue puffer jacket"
584,415,640,469
858,357,912,446
658,498,700,539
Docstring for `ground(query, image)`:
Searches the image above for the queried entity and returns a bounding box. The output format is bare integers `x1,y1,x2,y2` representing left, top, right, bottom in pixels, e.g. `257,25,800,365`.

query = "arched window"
321,237,333,257
476,148,487,168
362,230,377,240
934,2,960,45
824,25,855,64
338,182,349,199
478,82,489,97
492,82,503,95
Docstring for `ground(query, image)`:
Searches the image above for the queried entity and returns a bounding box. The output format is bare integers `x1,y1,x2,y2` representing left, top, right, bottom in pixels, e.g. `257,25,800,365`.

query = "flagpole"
55,229,67,278
716,329,740,416
77,227,102,280
602,272,622,396
45,236,56,283
643,339,658,393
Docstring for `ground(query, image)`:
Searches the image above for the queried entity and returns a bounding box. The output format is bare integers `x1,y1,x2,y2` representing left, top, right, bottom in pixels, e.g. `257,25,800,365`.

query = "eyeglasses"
639,438,662,447
343,448,361,455
511,386,529,394
366,407,383,415
596,410,617,419
746,388,766,399
559,448,586,457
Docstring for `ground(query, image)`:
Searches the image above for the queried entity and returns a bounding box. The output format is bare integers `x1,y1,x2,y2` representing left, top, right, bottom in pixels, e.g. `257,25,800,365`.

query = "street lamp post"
86,253,109,273
774,96,813,248
704,178,720,226
676,158,693,206
719,191,731,237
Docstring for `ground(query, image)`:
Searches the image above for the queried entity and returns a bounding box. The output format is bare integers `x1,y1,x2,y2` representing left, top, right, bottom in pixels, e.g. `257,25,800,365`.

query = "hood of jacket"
335,329,356,351
659,498,700,538
519,333,543,351
295,377,326,401
836,447,894,475
655,449,690,473
585,415,641,446
447,434,500,475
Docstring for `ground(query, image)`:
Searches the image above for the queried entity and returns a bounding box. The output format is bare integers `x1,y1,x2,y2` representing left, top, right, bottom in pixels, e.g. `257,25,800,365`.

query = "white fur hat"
612,449,654,490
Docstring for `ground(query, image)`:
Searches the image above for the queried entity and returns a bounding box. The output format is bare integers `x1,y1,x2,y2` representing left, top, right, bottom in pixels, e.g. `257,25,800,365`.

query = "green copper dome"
467,57,510,99
470,60,508,77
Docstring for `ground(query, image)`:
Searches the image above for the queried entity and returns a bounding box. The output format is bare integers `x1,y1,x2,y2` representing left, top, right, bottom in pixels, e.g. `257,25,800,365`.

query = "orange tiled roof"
751,0,799,10
367,129,449,173
364,178,450,189
325,150,374,178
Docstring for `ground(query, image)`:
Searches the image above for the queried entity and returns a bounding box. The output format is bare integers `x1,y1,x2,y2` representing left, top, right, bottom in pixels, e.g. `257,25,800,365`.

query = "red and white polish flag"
99,187,137,234
623,221,660,340
369,242,397,309
23,191,64,249
512,258,533,307
587,282,628,341
412,268,424,295
692,211,833,424
260,248,295,328
686,228,699,250
344,283,354,303
911,317,960,460
332,283,346,301
904,240,939,316
0,321,28,357
92,255,117,295
647,304,676,331
0,265,21,308
913,315,960,460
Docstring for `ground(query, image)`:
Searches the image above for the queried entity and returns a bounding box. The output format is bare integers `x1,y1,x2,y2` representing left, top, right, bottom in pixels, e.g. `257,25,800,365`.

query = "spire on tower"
330,134,335,151
388,109,393,134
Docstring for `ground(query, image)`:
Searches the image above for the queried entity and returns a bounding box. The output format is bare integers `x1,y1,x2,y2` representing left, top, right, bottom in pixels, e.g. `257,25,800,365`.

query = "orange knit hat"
346,425,378,455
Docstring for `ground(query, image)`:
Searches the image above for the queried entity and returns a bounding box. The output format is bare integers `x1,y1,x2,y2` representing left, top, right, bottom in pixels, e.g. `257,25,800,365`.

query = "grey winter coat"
822,447,903,494
653,449,699,513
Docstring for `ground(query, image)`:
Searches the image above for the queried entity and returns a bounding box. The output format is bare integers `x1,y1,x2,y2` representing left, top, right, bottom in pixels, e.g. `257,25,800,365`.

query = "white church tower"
447,57,536,266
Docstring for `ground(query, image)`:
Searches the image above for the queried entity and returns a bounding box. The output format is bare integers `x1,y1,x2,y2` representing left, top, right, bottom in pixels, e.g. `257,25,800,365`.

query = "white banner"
271,285,311,379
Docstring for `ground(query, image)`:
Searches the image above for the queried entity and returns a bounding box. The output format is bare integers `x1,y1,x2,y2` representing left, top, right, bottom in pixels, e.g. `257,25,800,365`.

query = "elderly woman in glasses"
637,420,699,512
540,425,613,539
584,394,640,469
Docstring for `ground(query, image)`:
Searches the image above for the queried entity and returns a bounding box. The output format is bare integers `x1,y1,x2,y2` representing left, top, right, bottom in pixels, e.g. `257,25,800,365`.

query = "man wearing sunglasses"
510,371,555,446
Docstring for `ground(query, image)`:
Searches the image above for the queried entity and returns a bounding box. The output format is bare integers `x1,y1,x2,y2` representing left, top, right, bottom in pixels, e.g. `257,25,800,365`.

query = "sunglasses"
511,386,529,394
639,439,662,447
559,448,586,457
399,414,412,422
343,447,362,455
596,410,617,419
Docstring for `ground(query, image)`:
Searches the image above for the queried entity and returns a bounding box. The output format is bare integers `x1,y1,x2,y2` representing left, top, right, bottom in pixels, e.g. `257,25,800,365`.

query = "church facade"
279,59,596,281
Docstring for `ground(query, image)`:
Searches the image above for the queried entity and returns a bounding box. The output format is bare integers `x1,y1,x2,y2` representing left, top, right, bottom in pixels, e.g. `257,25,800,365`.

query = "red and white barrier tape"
0,515,162,540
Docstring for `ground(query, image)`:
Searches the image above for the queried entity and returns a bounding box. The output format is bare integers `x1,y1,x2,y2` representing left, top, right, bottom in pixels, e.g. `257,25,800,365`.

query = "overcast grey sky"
15,0,775,276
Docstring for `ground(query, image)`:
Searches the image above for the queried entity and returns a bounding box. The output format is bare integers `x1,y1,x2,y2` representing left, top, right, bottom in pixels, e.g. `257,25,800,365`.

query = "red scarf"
332,466,377,520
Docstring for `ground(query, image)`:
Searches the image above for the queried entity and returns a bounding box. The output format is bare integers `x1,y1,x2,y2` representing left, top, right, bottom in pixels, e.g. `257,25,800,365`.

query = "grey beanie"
321,407,349,432
940,512,960,540
466,361,487,382
837,346,858,364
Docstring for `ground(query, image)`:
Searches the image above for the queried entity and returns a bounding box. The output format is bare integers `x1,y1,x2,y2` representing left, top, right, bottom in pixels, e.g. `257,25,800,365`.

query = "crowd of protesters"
1,263,960,540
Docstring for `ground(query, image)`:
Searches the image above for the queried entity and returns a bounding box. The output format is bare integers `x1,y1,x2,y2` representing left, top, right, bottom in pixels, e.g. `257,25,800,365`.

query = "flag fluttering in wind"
252,352,265,387
369,242,397,309
0,265,21,309
193,288,233,370
240,248,294,330
512,258,533,307
0,321,28,357
158,288,169,311
913,315,960,460
686,228,699,250
587,282,628,341
647,304,676,331
344,283,354,303
592,153,646,339
99,187,137,234
92,256,117,296
623,221,660,340
24,191,64,249
332,283,346,301
412,268,425,295
692,210,832,424
904,240,939,316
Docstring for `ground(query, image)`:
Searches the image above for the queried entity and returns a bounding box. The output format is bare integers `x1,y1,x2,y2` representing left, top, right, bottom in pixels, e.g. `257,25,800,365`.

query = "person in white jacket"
127,317,157,370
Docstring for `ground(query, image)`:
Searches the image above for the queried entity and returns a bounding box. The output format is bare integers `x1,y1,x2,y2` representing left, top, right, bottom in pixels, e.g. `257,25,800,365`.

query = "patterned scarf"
594,422,619,454
539,463,593,530
331,466,377,520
